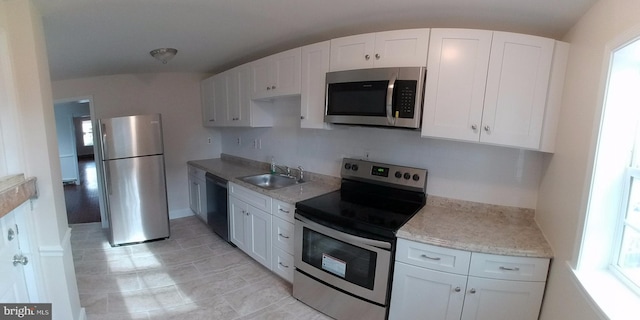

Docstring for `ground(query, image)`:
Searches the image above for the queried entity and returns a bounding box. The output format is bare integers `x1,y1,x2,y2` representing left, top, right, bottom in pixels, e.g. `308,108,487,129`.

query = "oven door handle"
295,215,392,250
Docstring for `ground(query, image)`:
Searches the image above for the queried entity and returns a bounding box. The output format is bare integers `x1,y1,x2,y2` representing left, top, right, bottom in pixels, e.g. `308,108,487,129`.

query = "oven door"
294,214,392,305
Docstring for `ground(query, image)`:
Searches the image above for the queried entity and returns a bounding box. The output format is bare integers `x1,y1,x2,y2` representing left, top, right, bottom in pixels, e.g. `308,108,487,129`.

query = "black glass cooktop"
295,179,426,240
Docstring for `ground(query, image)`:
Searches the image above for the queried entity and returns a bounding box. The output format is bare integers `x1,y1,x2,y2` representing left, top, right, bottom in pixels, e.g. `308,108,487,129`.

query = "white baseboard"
169,208,194,220
77,307,87,320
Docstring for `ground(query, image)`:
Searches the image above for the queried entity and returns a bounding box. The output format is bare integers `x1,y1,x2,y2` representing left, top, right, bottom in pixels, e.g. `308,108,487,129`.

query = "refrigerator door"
104,154,169,245
99,114,164,160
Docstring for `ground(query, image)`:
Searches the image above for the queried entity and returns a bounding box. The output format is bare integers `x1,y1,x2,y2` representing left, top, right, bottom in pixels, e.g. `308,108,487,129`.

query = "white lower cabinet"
389,239,549,320
228,184,272,269
228,183,296,282
188,165,207,223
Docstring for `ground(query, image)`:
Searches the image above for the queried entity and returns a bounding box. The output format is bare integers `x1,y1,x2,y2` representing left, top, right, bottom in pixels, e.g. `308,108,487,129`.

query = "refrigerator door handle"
101,123,108,160
104,162,112,195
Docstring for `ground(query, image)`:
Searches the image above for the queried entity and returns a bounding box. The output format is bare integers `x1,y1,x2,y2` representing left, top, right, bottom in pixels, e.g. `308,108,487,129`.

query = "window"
580,36,640,302
81,119,93,147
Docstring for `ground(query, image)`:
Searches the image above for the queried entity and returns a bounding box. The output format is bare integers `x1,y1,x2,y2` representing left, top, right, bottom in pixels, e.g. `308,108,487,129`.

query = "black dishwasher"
205,172,230,242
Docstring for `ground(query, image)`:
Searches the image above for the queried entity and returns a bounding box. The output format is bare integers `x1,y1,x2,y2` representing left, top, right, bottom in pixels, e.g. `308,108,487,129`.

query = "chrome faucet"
273,164,291,176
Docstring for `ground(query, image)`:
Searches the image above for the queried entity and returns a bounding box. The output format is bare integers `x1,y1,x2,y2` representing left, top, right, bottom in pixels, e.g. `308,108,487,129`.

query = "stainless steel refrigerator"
98,114,170,246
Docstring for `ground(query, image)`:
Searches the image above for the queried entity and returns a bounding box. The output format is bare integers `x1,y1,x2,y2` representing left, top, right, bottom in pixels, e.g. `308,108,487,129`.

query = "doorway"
54,99,101,224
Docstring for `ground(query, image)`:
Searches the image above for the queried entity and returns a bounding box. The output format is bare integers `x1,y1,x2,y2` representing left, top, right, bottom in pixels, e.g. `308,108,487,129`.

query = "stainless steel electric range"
293,158,428,320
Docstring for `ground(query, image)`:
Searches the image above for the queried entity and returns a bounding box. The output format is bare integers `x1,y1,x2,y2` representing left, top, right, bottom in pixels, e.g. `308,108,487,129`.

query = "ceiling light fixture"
149,48,178,64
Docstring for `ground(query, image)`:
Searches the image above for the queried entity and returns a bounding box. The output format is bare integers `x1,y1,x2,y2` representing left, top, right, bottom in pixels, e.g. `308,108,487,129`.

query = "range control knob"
395,171,402,178
351,164,359,171
403,173,411,180
413,174,420,181
344,163,351,170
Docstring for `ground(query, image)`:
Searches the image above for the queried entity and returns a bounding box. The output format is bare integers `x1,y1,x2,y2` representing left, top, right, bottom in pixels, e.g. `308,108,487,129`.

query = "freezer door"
99,114,164,160
104,154,169,245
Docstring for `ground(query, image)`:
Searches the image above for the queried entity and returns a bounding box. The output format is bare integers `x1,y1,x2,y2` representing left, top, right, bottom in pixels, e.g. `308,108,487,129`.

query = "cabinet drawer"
396,239,471,275
469,253,549,281
188,165,206,178
272,246,294,283
272,216,294,254
228,182,272,212
272,199,294,223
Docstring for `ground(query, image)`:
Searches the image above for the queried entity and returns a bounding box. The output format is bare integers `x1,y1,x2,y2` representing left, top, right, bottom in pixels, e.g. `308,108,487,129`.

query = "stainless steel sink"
239,173,303,190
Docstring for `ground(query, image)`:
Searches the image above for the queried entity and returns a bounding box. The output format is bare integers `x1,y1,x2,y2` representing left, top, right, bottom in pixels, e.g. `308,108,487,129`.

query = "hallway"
64,156,101,224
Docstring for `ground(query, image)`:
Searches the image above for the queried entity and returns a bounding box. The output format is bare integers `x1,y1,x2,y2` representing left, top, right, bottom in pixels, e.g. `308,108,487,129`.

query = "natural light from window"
82,119,93,147
576,35,640,320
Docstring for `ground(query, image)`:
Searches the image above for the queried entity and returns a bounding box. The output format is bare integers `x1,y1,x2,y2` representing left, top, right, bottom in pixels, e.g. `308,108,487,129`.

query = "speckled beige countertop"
398,196,553,258
187,154,340,204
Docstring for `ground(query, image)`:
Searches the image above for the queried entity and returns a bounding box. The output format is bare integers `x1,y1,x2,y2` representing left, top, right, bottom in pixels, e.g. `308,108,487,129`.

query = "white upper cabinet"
421,29,566,151
300,41,331,129
251,48,301,99
422,29,493,142
481,32,554,149
329,29,430,71
201,64,273,128
201,75,225,127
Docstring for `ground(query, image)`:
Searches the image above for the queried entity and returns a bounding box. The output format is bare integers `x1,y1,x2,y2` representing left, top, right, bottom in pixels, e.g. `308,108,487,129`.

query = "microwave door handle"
386,72,398,125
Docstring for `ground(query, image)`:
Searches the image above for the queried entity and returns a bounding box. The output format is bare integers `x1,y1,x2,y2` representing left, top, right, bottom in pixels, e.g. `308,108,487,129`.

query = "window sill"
570,262,640,320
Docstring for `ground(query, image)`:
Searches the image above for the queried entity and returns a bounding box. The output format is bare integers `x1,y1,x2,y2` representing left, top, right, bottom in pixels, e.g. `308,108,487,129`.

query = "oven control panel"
341,158,427,192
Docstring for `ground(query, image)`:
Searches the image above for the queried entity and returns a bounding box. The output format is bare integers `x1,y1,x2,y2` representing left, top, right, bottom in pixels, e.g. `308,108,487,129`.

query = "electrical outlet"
236,137,241,145
253,139,258,149
208,137,212,144
258,139,262,149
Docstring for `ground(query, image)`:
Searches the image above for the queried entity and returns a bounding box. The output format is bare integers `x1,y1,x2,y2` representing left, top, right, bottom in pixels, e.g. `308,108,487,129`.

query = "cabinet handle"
278,233,290,239
469,288,476,294
300,116,305,120
271,85,276,90
499,266,520,271
266,86,271,90
484,125,490,132
365,54,370,60
7,228,15,241
209,119,215,122
279,262,289,268
454,287,461,292
471,124,477,130
375,53,380,60
420,254,441,261
279,208,290,214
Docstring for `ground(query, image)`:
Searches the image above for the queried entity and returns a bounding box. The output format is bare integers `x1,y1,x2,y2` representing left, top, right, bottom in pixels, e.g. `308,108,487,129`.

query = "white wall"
1,0,83,318
536,0,640,319
221,98,546,209
51,73,222,218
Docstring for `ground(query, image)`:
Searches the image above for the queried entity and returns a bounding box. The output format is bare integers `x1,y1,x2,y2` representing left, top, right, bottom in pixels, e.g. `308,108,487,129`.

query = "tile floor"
70,216,331,320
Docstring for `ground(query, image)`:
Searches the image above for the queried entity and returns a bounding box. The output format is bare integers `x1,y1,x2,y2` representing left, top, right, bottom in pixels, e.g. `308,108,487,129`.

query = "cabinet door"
213,73,230,126
246,206,272,269
300,41,331,129
227,64,251,126
271,48,301,97
389,262,466,320
373,28,430,68
201,76,217,127
481,32,554,149
188,175,201,216
272,246,294,283
229,196,248,251
461,277,546,320
329,33,376,71
250,56,271,99
421,29,492,142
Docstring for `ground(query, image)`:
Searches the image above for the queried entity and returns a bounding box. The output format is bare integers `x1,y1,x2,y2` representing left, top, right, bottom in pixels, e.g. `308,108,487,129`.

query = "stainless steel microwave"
324,67,426,129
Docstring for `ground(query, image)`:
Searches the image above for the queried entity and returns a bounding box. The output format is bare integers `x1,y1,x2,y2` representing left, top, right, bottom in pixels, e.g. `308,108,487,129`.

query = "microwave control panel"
392,80,417,119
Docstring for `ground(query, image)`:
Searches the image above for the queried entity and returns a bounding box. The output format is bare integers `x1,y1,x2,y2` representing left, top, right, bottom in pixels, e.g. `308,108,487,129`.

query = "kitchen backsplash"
218,100,546,210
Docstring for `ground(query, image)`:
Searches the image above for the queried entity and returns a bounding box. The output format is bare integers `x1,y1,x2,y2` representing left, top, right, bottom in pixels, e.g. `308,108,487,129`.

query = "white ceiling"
32,0,597,81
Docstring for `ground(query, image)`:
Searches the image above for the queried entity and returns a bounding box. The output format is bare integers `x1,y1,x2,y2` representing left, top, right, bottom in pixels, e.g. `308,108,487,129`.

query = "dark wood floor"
64,156,101,224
